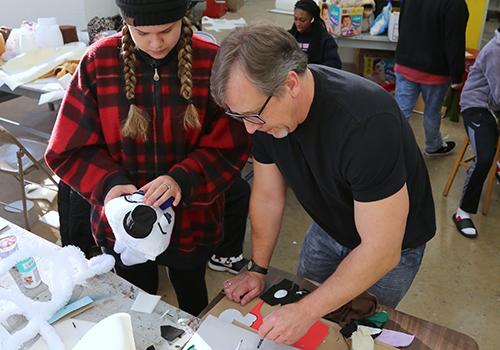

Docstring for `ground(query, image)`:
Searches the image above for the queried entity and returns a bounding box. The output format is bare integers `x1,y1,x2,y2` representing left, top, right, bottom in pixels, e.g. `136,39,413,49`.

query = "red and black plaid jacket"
45,34,251,257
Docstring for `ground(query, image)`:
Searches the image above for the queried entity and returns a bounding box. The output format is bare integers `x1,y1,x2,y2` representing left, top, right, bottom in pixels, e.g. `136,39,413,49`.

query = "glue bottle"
16,257,42,289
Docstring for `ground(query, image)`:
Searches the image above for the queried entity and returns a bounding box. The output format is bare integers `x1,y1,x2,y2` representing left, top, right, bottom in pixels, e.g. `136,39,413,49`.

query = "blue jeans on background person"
395,73,450,153
297,221,426,308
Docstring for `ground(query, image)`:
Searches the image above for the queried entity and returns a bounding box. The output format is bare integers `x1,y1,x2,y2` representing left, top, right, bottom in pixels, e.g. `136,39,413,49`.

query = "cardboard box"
329,5,363,37
360,49,396,92
226,0,244,12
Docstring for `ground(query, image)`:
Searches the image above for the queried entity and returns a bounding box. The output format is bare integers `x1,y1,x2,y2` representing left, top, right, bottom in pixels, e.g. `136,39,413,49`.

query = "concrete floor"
0,1,498,349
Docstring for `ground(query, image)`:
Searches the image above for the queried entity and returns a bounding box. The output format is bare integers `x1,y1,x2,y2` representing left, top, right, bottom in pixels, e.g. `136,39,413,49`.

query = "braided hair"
120,25,150,140
177,16,200,129
120,17,200,141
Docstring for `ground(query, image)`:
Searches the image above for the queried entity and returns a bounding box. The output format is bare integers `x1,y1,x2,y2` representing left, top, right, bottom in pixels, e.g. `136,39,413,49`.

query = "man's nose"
243,120,260,134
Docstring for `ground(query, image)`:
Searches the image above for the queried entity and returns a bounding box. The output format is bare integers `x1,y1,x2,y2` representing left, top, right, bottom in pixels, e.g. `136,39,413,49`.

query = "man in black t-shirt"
210,24,435,345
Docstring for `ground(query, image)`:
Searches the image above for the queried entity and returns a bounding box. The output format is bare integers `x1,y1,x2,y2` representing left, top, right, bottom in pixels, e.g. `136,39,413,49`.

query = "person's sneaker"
424,141,456,156
208,254,249,274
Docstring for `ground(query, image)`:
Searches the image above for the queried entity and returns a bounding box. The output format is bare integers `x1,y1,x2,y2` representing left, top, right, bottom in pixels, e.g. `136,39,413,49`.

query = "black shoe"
424,141,456,156
452,213,478,239
208,254,249,274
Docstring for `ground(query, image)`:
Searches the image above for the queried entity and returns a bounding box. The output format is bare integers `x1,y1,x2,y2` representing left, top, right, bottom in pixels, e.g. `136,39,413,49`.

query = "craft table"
334,34,397,51
202,267,479,350
0,216,197,350
0,78,62,140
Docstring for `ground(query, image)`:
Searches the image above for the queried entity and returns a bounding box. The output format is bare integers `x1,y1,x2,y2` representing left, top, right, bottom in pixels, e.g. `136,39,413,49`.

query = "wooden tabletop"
202,267,479,350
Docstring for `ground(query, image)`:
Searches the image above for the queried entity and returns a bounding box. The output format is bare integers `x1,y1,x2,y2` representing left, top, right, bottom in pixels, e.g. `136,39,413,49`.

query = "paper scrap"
40,211,60,229
48,296,94,324
39,90,65,105
219,308,257,327
376,329,415,348
201,17,246,32
130,291,161,314
351,328,374,350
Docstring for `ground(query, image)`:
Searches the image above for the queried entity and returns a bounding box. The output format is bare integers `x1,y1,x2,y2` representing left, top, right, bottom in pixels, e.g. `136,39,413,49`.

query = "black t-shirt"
252,65,435,249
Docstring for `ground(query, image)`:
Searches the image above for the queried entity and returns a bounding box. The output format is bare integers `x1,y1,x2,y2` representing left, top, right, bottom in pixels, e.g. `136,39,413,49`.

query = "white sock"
456,207,470,219
456,208,476,235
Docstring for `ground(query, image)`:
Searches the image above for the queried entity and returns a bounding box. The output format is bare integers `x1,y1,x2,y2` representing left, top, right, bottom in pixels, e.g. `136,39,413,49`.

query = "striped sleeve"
45,51,132,206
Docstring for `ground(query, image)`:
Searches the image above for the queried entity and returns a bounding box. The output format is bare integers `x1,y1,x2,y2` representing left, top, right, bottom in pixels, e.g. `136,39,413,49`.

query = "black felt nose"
123,205,157,239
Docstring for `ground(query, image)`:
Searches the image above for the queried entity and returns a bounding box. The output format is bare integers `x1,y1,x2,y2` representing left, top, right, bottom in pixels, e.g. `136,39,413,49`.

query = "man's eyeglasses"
225,95,272,125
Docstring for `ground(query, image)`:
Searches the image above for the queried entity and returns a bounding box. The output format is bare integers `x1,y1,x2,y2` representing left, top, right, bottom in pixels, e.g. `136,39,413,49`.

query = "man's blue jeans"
395,73,450,153
297,222,426,308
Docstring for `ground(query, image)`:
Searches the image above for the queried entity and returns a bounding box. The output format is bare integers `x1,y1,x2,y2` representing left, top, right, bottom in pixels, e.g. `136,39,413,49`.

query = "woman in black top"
289,0,342,69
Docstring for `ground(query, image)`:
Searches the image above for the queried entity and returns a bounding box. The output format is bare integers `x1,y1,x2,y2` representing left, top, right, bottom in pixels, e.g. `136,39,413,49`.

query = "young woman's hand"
140,175,182,207
104,184,138,205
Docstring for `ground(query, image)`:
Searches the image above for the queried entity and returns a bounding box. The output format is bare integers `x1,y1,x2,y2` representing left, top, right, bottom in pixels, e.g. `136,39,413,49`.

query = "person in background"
45,0,250,316
394,0,469,156
289,0,342,69
452,27,500,238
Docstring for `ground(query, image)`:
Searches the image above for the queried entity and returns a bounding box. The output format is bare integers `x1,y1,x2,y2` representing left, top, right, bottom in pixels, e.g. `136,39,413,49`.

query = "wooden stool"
443,135,500,215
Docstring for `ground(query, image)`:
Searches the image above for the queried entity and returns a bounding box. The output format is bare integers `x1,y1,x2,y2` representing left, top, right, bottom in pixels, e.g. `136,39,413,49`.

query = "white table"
0,216,196,350
334,34,397,51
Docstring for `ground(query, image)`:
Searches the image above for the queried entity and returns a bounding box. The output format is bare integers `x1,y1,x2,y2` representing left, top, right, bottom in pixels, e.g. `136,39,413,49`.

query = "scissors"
234,339,243,350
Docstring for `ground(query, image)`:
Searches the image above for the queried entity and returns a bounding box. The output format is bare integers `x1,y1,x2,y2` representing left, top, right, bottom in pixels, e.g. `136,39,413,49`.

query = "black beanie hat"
294,0,321,20
116,0,189,26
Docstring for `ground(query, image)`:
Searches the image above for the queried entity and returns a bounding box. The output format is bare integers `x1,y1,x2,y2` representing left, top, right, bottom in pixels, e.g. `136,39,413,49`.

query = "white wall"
84,0,120,26
0,0,119,29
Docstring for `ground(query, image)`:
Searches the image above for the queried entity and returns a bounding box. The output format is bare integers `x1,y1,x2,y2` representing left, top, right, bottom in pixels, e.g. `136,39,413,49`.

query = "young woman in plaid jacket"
45,0,250,315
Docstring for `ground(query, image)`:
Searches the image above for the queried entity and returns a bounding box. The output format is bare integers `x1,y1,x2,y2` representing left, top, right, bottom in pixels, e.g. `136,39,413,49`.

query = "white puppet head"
104,192,175,265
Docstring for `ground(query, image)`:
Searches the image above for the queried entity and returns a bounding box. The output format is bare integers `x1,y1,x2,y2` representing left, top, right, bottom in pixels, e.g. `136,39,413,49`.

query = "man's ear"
285,70,301,98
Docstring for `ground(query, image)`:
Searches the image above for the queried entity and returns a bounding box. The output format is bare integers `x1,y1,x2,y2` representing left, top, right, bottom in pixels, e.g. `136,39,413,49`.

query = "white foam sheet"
29,318,96,350
186,315,297,350
72,313,136,350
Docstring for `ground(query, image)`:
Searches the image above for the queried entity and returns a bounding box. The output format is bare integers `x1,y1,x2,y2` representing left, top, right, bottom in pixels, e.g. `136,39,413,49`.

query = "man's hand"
258,303,317,344
223,271,266,305
104,184,138,205
140,175,182,207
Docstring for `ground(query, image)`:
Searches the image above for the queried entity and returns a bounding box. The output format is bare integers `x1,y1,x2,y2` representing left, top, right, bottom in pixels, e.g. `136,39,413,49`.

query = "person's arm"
250,160,287,270
259,185,408,344
444,0,469,84
483,49,500,105
224,159,287,304
45,51,133,206
321,35,342,69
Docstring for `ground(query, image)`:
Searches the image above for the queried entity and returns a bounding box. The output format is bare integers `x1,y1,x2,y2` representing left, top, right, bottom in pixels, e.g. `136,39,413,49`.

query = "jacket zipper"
152,66,161,176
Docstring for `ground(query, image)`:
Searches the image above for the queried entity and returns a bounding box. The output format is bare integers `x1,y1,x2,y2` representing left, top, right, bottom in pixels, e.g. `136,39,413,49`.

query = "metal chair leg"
17,149,31,231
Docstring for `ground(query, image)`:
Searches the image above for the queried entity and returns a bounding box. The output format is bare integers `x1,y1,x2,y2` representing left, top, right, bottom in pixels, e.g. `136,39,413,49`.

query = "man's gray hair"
210,24,308,107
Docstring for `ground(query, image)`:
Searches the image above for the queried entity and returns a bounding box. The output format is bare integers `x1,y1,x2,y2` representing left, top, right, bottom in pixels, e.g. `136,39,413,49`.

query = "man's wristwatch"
247,259,268,275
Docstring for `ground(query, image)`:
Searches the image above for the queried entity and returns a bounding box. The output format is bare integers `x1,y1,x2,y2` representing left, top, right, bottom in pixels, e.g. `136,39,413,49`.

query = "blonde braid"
120,25,150,140
177,17,200,130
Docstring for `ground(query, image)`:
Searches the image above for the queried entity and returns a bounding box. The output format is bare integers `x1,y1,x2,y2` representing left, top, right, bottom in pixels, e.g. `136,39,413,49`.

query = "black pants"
460,107,499,213
103,247,208,316
215,176,250,257
58,181,96,259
